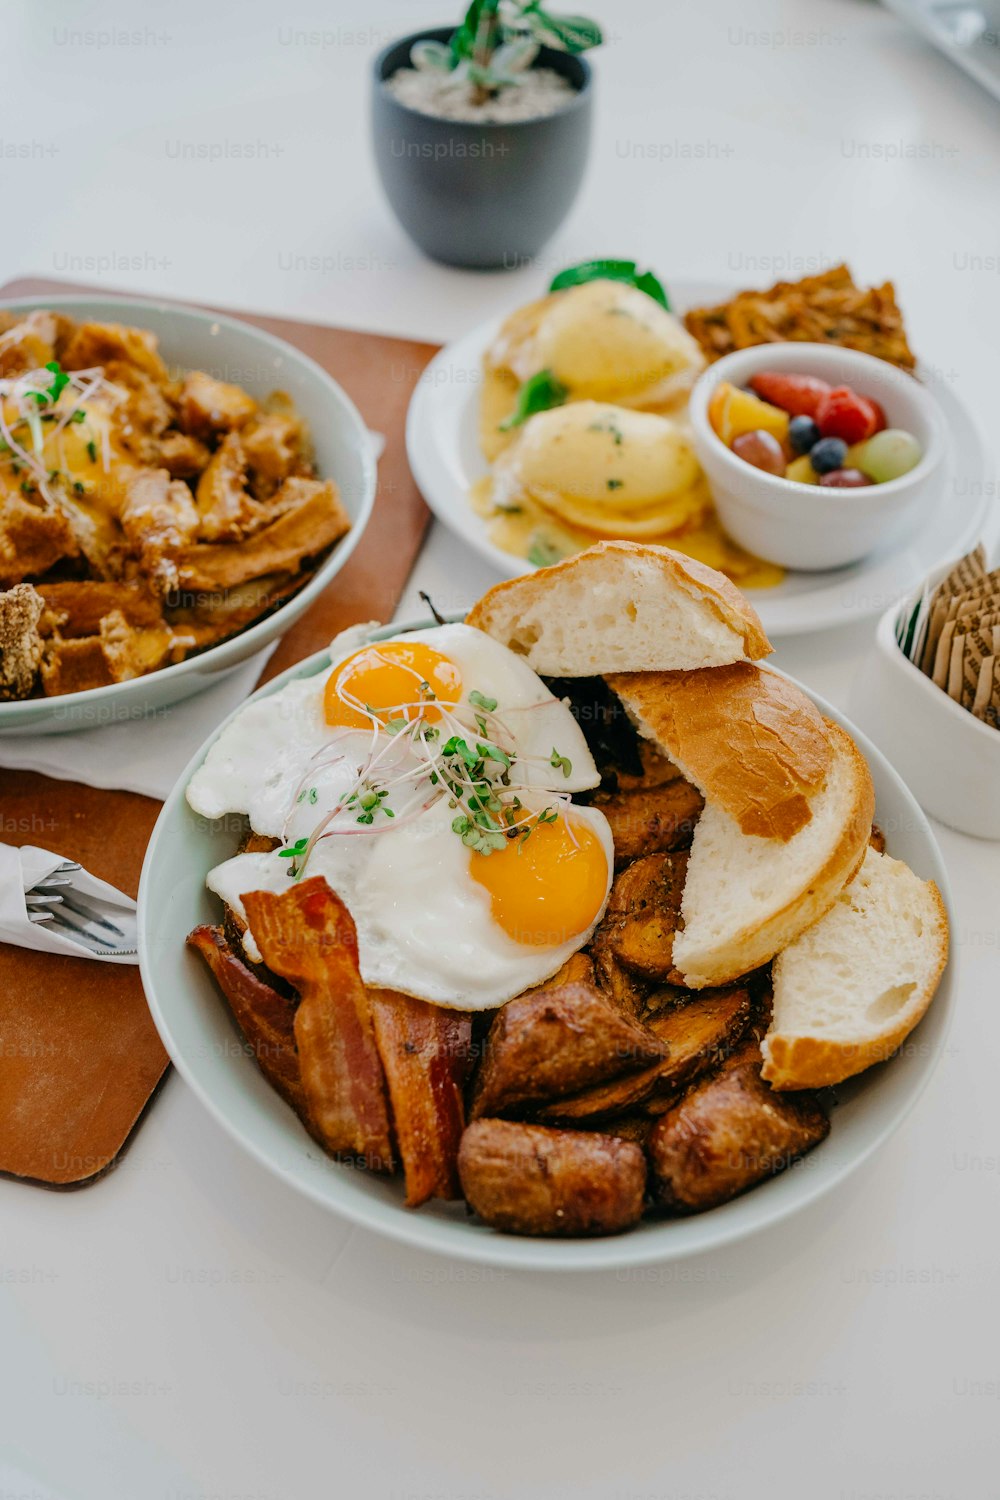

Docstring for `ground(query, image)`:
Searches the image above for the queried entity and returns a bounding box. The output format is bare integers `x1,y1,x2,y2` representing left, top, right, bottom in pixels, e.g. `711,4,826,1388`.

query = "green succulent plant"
412,0,602,104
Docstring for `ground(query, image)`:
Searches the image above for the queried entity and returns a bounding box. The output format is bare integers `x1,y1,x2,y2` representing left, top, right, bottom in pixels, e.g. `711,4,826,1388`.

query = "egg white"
207,797,613,1011
187,622,612,1009
186,622,601,837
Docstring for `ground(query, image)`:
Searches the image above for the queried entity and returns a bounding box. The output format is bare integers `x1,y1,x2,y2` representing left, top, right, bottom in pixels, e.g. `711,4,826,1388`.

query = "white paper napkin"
0,843,139,964
0,645,275,800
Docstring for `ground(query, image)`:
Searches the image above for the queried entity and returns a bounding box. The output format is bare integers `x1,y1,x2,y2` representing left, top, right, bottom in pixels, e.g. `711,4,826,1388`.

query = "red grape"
818,467,875,488
731,429,786,475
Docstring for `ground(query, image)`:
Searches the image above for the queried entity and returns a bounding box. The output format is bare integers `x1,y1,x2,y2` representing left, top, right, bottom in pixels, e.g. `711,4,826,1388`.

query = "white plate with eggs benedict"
138,544,954,1268
406,269,989,637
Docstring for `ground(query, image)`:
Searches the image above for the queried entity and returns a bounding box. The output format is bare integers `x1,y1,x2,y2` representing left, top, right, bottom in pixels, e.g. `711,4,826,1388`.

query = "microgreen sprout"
279,837,309,858
344,781,397,825
278,836,310,874
549,747,572,778
279,663,579,880
0,358,126,515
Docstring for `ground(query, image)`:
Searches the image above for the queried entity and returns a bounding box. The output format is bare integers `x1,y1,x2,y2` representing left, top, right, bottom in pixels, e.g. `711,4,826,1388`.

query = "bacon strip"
241,879,393,1172
369,989,472,1208
187,925,305,1116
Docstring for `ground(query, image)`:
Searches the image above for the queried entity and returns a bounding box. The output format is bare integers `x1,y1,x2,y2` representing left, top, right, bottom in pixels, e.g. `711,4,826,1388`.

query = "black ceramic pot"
371,27,592,270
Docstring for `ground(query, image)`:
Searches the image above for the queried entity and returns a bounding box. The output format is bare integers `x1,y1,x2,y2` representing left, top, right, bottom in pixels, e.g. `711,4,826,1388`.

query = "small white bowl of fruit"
688,342,947,571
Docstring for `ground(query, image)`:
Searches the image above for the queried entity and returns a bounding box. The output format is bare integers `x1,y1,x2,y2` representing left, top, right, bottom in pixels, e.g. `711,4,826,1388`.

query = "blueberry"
810,436,848,475
788,415,821,455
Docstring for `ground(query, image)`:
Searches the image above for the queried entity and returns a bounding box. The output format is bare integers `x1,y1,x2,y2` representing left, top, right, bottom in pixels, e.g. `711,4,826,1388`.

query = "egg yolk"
324,641,462,730
470,815,609,947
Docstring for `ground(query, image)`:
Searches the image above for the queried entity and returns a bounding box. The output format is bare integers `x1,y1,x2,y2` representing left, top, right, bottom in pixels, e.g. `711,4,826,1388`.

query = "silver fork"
25,861,138,958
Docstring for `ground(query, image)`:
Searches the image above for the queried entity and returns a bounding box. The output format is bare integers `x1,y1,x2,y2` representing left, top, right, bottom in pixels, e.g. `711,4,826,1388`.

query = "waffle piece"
0,582,44,699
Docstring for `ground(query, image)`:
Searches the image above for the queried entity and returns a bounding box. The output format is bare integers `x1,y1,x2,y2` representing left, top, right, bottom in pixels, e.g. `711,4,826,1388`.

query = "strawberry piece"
867,397,888,434
748,371,832,418
816,385,880,445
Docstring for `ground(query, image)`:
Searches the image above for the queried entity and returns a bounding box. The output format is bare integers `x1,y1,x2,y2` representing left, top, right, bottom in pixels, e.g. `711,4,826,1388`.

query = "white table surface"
3,1,1000,1496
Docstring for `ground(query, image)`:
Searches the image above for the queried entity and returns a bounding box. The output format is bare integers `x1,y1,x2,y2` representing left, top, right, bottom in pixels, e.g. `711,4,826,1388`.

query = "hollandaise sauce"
0,375,131,561
470,477,784,587
472,395,785,588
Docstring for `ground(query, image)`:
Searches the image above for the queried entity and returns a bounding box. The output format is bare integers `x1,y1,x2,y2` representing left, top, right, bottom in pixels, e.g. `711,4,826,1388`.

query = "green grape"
853,429,922,483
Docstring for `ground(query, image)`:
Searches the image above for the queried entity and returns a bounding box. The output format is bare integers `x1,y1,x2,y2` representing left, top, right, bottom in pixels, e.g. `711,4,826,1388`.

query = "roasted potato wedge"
591,941,647,1017
613,738,684,793
538,986,751,1122
649,1041,829,1212
595,852,688,983
535,951,595,990
469,979,667,1120
600,1114,654,1147
459,1120,647,1236
595,779,703,863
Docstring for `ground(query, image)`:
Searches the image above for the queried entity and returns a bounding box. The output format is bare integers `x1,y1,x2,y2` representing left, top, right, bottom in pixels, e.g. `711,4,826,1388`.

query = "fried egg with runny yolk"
187,623,614,1010
323,639,463,730
470,812,611,948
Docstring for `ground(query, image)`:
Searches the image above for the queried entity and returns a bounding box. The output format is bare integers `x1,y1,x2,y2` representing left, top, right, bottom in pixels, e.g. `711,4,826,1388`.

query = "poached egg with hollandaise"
488,400,710,541
481,278,706,460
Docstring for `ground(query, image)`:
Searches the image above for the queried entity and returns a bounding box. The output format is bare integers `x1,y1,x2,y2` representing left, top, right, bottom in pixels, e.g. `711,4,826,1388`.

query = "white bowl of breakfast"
688,343,947,571
138,542,953,1268
0,298,375,734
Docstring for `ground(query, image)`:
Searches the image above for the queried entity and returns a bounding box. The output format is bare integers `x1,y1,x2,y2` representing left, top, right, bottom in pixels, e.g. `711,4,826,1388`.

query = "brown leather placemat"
0,275,438,1187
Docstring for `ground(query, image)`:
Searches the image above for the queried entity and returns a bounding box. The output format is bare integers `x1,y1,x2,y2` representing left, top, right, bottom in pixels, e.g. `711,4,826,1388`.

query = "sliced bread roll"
465,541,771,676
609,663,832,842
761,847,949,1090
671,721,875,988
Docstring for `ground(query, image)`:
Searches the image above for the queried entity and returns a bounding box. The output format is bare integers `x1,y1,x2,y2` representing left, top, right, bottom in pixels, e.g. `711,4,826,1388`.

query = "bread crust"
674,721,875,988
608,663,832,842
465,540,772,668
761,876,949,1090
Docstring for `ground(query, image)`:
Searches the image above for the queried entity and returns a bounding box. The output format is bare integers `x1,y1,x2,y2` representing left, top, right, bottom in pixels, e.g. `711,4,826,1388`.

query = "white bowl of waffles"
0,296,375,735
